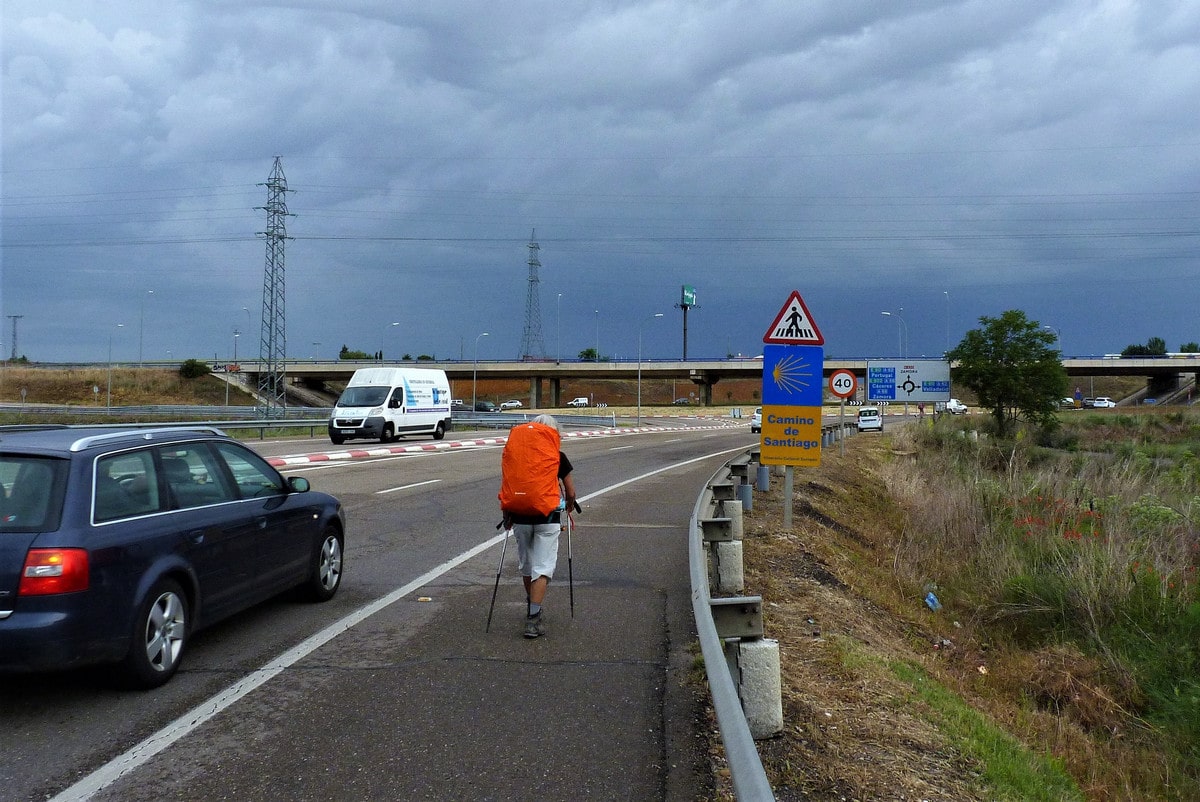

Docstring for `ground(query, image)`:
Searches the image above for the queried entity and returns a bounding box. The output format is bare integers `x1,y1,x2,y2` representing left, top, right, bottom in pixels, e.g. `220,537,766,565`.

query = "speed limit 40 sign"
828,369,858,399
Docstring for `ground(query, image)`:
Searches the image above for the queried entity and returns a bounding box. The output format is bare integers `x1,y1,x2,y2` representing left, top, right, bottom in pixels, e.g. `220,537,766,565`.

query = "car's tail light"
18,549,89,595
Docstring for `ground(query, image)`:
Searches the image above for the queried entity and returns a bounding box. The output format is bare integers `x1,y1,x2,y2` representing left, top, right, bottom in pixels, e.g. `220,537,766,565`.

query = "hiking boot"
524,612,546,639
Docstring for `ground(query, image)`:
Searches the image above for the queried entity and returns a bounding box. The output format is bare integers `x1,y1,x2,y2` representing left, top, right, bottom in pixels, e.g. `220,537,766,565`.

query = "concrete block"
735,638,783,739
709,540,744,593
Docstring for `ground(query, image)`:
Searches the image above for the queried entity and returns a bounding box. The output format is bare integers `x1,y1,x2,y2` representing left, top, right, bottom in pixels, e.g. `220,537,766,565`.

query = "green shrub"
178,359,210,379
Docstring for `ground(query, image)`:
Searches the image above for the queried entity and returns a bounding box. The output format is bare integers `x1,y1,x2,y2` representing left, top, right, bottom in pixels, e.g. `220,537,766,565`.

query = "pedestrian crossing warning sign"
763,290,824,344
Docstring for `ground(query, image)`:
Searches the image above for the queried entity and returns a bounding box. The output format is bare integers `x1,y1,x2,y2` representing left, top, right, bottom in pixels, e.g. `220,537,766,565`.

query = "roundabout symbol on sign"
828,369,858,399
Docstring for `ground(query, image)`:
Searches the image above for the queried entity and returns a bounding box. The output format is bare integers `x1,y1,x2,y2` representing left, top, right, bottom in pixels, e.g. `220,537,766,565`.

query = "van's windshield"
337,386,389,407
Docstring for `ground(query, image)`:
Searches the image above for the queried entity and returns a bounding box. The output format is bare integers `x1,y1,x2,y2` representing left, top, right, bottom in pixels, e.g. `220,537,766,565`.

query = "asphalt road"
3,419,755,801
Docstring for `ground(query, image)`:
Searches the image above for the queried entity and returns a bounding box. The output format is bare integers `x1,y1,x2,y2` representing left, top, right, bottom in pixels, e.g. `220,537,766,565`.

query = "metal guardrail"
0,404,621,438
690,457,776,801
452,410,618,429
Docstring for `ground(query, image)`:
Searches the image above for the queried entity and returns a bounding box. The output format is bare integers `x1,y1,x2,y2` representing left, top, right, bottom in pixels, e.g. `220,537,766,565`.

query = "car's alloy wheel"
123,579,188,688
306,527,343,602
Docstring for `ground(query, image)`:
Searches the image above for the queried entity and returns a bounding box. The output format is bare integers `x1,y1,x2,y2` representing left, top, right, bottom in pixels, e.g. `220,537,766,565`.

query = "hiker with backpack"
498,414,577,638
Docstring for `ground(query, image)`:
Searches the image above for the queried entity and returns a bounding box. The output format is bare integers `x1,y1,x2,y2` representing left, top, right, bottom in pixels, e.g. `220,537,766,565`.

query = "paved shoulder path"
82,447,724,801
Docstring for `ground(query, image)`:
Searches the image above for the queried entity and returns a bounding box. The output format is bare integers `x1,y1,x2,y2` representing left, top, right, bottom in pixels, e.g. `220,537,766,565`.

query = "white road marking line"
376,479,442,495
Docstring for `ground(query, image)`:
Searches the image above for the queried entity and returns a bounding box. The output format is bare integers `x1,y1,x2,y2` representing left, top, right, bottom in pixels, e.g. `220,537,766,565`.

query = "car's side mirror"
288,476,310,493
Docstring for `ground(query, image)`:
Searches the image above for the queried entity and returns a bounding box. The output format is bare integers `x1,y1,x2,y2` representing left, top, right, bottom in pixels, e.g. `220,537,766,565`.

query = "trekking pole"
567,512,575,618
485,524,510,633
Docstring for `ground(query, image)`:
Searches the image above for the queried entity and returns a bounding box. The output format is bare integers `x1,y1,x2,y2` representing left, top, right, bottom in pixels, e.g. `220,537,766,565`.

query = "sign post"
828,368,858,456
761,291,825,529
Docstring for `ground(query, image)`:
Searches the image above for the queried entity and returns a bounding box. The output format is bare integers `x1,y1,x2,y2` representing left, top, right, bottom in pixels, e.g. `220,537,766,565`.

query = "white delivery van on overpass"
328,367,452,444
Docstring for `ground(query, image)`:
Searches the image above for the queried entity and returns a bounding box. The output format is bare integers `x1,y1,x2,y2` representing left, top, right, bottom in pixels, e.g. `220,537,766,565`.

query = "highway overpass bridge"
212,356,1200,407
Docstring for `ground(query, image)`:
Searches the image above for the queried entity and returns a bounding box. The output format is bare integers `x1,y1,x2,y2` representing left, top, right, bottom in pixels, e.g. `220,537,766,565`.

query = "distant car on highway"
499,400,523,410
566,397,589,408
751,407,762,433
0,425,344,688
474,400,497,412
1092,397,1117,408
945,399,968,414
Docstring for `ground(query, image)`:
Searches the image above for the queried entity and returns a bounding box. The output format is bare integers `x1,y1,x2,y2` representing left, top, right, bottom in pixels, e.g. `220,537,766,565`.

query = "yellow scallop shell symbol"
771,352,815,396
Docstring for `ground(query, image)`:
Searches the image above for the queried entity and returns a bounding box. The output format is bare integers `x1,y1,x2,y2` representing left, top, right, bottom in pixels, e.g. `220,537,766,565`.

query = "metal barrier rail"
452,410,618,429
0,405,620,439
690,457,776,801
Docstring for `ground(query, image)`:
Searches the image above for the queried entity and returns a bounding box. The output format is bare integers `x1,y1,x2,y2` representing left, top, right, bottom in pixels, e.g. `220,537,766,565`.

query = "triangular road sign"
763,290,824,344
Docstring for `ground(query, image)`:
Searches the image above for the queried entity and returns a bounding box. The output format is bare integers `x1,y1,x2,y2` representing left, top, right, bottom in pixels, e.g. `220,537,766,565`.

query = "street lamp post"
557,293,563,363
1044,325,1063,356
472,332,489,410
943,291,950,354
594,309,600,361
242,307,253,351
637,313,664,425
138,290,154,367
881,310,908,358
107,323,125,411
226,329,240,406
881,309,909,416
384,321,400,361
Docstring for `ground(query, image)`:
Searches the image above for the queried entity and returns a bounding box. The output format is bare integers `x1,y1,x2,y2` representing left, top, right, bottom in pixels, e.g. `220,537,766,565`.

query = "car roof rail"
69,426,226,452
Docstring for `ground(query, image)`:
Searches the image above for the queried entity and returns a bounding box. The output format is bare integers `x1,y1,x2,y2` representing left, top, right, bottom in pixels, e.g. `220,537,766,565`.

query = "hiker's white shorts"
514,521,560,580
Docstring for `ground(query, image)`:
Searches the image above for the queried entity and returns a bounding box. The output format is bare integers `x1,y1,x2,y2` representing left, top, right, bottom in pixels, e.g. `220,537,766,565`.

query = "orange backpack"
498,421,562,517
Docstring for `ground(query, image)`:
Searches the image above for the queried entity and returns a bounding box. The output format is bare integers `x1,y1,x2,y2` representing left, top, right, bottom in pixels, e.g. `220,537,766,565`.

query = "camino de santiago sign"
760,291,825,467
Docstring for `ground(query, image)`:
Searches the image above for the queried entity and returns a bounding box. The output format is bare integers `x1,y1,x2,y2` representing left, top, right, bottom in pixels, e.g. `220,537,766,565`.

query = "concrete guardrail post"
701,516,743,593
732,638,784,739
710,596,783,740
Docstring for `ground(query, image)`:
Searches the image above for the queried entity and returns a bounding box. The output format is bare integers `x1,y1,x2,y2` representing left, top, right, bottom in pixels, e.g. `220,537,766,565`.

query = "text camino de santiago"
762,412,820,449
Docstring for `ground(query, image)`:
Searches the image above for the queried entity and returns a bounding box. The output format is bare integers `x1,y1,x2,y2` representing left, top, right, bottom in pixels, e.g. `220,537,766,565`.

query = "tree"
578,347,599,362
1181,342,1199,353
178,359,210,379
1121,337,1168,357
946,310,1068,437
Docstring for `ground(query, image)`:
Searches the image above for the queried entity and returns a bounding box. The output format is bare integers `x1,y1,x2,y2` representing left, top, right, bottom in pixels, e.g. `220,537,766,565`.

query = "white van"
328,367,452,444
856,406,883,432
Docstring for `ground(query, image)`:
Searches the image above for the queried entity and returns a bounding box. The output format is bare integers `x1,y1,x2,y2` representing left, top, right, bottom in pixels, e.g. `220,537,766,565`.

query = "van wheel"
433,421,446,440
380,423,395,443
330,434,344,445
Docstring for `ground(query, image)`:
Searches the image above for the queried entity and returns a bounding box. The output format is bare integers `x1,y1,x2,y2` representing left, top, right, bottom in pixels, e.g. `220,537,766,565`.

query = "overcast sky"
3,1,1198,366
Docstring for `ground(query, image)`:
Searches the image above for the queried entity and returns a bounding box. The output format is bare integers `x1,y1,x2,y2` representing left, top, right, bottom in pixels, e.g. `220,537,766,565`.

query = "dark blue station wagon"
0,426,345,688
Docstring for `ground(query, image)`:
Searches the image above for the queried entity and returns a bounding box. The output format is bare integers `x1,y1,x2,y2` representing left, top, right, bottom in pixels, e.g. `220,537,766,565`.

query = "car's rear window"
0,455,68,532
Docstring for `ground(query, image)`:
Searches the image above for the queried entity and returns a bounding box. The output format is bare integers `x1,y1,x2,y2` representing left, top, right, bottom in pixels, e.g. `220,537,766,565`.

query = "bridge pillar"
548,377,562,408
689,369,719,405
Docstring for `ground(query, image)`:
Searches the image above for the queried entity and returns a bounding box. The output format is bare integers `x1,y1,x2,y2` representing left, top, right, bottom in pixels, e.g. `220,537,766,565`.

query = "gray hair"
532,414,560,433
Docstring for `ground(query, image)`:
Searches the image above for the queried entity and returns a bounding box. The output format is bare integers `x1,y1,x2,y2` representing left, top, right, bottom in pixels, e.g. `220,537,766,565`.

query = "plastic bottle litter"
924,592,942,611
